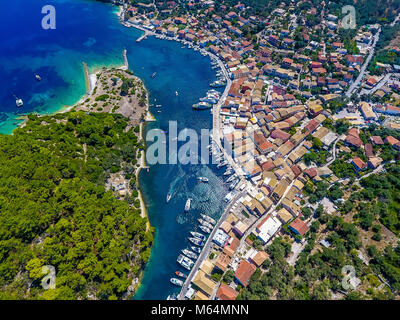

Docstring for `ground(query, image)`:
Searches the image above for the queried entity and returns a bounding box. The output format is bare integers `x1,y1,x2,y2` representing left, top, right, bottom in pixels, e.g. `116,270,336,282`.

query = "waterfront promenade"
178,191,246,300
122,14,251,300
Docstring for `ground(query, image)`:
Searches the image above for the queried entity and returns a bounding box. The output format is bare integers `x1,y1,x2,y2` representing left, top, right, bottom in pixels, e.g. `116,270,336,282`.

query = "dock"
122,49,129,70
136,34,148,42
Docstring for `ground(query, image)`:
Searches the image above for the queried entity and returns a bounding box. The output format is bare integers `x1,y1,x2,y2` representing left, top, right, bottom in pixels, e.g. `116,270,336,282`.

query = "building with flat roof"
255,215,282,244
213,229,230,247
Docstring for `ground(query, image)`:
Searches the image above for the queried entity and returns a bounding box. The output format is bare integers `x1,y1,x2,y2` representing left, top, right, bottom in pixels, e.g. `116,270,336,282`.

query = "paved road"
345,27,381,98
209,53,247,182
178,191,246,300
360,72,400,96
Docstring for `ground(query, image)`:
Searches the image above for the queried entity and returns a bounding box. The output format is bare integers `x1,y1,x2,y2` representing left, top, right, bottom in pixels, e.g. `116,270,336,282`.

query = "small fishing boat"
170,278,183,287
229,179,239,190
175,271,188,279
151,72,157,78
217,161,228,168
197,177,209,183
224,169,233,176
35,74,42,81
166,293,177,300
166,193,172,203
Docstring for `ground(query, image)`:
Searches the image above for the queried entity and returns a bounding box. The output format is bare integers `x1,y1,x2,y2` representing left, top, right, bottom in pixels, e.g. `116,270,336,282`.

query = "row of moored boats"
208,141,240,190
192,89,221,110
170,214,216,287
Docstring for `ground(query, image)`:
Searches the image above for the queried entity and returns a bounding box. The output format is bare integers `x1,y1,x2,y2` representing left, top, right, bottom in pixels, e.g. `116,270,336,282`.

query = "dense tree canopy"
0,112,153,300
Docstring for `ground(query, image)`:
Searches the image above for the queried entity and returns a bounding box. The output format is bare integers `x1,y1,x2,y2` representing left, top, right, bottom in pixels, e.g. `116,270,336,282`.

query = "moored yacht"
193,102,212,110
197,177,209,183
188,237,204,246
184,198,191,212
191,246,201,254
198,218,213,229
177,254,194,270
199,225,211,234
201,214,216,225
182,248,198,259
190,231,206,241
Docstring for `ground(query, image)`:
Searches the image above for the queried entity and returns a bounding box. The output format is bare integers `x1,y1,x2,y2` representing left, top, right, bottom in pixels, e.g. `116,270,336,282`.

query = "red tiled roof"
216,283,239,300
385,136,400,146
304,167,317,178
345,135,362,148
352,157,367,170
270,129,290,142
289,217,309,235
370,136,384,145
364,143,374,158
235,260,256,287
291,164,301,177
261,160,275,171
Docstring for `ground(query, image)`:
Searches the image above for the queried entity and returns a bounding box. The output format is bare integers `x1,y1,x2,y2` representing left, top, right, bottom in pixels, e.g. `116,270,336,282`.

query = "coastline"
116,6,238,300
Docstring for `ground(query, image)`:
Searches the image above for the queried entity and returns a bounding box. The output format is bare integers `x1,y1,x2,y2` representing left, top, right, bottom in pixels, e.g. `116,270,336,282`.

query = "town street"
345,27,381,98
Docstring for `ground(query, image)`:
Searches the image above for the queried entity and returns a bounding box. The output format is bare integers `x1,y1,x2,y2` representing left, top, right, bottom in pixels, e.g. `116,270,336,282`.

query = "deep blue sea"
2,0,229,299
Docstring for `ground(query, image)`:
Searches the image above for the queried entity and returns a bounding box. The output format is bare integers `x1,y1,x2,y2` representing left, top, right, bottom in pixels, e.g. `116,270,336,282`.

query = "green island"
0,67,154,300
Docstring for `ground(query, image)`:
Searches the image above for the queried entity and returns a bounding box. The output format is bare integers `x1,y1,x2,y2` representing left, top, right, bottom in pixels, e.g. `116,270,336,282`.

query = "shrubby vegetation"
0,111,153,300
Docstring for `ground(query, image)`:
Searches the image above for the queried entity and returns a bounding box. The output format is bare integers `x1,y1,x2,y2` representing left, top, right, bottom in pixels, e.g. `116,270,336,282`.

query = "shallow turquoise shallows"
1,0,229,299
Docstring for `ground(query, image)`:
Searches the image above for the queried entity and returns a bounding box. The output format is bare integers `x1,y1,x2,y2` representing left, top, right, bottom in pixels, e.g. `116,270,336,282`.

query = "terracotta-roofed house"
234,260,257,287
364,143,374,158
216,283,239,300
370,136,384,145
384,136,400,146
289,217,309,236
270,129,290,142
352,157,367,171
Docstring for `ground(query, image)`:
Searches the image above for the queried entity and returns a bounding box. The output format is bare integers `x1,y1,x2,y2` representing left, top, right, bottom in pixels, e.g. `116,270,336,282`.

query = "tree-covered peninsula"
0,105,153,299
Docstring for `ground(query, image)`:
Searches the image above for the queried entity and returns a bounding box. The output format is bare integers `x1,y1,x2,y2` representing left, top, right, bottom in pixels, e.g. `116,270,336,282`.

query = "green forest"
0,111,153,300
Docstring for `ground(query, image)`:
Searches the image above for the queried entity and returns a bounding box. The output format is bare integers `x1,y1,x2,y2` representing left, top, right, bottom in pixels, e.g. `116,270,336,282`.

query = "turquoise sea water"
2,0,229,299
